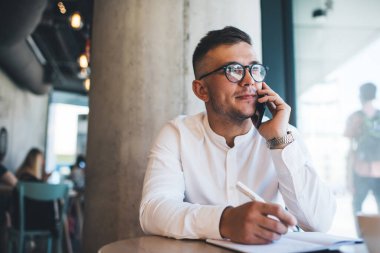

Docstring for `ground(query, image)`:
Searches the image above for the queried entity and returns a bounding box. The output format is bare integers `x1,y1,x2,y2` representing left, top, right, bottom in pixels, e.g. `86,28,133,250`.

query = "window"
293,0,380,236
45,91,89,183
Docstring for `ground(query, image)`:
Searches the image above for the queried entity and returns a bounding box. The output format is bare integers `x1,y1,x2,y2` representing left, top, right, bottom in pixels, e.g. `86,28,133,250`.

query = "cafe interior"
1,0,380,252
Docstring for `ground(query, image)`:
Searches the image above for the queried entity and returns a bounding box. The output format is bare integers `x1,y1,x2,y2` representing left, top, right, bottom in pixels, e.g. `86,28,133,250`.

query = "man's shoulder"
170,112,205,126
166,112,206,139
153,112,206,149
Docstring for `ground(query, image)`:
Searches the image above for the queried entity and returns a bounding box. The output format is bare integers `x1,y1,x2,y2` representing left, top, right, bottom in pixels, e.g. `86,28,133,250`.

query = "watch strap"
266,131,294,149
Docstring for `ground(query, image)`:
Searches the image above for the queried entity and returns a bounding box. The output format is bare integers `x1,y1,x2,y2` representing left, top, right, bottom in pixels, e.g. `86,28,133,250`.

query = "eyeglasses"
198,63,269,83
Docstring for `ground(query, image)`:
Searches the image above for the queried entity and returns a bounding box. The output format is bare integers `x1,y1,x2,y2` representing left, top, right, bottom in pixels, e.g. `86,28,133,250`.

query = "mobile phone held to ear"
251,98,266,129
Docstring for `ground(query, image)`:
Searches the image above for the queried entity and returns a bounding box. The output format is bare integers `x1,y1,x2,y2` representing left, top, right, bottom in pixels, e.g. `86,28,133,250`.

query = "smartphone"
251,97,266,129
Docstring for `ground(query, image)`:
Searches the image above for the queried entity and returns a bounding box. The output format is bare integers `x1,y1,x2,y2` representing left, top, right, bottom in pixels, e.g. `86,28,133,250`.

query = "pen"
236,181,265,202
236,181,299,232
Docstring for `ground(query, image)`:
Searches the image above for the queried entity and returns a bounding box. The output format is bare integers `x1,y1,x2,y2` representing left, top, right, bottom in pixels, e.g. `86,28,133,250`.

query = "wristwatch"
266,131,294,149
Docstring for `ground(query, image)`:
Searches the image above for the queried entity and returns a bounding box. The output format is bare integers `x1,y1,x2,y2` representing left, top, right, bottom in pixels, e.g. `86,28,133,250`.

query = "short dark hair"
360,82,377,102
192,26,252,78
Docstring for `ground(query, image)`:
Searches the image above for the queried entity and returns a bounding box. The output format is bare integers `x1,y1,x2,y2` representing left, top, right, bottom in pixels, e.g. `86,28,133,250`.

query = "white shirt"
139,112,336,239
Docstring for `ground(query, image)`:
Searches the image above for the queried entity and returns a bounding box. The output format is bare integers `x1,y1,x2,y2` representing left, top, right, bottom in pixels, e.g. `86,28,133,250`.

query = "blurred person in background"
0,165,17,187
15,147,50,182
0,160,17,188
0,128,17,252
70,154,86,191
68,155,86,252
0,127,17,187
0,149,17,231
11,148,60,251
344,82,380,229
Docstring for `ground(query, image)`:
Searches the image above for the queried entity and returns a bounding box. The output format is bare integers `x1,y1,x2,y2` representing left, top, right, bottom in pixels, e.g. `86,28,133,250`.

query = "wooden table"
98,236,232,253
98,236,369,253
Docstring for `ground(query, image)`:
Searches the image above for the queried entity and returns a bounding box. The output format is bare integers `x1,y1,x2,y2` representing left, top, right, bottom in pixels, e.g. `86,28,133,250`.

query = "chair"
7,182,69,253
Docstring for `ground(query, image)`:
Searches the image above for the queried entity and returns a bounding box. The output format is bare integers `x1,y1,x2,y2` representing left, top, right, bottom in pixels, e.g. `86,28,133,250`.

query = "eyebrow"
250,60,260,65
221,60,261,66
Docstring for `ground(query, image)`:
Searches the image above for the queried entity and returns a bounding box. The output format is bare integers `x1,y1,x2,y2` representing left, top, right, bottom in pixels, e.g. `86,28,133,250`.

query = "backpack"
356,111,380,162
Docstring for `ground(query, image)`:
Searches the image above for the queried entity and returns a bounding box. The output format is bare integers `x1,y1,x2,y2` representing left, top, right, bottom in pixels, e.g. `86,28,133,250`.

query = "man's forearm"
270,133,336,231
278,168,336,232
140,197,226,239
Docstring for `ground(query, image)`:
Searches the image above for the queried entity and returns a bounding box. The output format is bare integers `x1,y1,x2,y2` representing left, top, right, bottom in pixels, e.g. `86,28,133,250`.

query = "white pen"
236,181,299,232
236,181,265,202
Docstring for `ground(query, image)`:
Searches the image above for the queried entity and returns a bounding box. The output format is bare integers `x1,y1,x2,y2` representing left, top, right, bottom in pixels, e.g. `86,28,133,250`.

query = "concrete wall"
0,68,48,171
85,0,261,252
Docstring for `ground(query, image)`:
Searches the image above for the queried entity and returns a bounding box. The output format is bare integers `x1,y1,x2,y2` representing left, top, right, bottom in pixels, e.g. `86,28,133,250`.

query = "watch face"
0,127,7,161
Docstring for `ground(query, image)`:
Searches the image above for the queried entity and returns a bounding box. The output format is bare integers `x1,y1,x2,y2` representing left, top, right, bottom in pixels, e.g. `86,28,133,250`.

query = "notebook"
206,232,362,253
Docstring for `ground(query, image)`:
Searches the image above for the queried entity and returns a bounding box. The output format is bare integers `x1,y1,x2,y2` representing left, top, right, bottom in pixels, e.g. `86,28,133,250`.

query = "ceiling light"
84,78,91,91
78,54,88,68
70,12,83,30
57,2,66,14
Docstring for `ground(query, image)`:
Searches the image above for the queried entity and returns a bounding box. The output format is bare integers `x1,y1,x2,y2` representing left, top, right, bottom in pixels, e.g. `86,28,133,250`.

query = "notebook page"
284,232,362,246
206,238,326,253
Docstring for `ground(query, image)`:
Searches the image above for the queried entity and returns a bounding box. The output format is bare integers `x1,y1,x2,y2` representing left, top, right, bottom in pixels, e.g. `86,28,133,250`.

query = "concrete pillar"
84,0,261,252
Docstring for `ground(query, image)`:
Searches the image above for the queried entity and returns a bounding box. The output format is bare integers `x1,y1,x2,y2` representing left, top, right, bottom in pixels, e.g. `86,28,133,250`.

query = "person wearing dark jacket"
12,148,60,235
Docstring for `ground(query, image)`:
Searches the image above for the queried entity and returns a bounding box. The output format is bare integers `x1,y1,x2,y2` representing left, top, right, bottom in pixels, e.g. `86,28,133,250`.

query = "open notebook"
206,232,362,253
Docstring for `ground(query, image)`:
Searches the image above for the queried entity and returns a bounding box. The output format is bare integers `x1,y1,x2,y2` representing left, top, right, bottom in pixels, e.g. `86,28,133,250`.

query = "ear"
192,79,209,102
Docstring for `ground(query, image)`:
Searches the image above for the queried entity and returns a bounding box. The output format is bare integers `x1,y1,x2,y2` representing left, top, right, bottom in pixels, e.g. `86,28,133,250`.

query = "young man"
139,26,336,244
344,83,380,227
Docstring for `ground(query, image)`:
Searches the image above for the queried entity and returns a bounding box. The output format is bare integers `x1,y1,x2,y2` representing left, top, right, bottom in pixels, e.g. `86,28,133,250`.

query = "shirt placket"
225,147,239,206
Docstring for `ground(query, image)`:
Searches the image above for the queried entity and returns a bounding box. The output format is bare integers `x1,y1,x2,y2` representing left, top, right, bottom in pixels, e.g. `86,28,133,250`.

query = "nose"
238,67,258,88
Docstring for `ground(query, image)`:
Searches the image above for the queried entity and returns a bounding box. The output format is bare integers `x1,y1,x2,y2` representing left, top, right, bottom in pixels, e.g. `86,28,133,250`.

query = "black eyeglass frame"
198,63,269,83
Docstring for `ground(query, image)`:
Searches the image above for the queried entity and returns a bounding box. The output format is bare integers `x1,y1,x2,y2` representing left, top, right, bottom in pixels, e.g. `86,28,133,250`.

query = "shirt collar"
202,112,257,149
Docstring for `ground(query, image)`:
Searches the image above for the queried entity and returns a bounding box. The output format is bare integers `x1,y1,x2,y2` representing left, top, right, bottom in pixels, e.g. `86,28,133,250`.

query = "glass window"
293,0,380,236
45,91,89,183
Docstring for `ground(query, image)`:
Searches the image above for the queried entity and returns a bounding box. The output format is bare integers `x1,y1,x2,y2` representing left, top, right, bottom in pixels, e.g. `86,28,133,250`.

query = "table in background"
98,236,368,253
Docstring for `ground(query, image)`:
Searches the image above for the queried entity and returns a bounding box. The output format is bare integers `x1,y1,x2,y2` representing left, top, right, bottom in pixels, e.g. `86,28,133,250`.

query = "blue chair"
7,182,69,253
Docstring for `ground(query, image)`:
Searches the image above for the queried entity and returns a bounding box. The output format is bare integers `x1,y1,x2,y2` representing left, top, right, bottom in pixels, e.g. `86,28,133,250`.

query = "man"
139,26,336,244
344,83,380,222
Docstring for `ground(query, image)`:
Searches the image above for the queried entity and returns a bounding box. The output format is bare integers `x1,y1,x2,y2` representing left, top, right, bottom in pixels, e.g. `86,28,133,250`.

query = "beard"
208,93,253,123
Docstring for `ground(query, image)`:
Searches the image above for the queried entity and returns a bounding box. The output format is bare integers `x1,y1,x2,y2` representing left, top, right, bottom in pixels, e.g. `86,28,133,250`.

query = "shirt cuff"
198,205,228,239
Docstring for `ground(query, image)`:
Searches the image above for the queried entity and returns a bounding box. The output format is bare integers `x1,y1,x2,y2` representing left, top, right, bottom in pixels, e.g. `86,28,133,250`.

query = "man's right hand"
219,201,297,244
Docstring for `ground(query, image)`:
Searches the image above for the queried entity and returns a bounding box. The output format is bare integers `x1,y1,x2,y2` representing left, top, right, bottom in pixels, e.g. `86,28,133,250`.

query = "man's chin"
238,109,255,119
231,111,254,122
